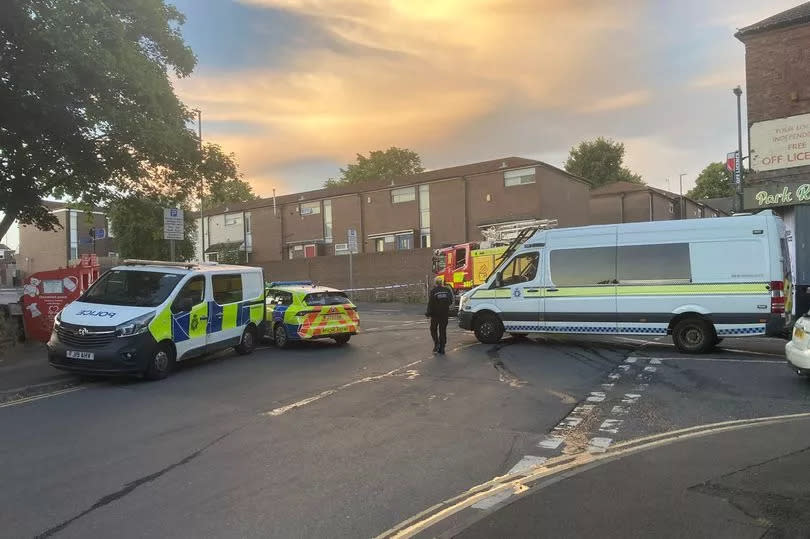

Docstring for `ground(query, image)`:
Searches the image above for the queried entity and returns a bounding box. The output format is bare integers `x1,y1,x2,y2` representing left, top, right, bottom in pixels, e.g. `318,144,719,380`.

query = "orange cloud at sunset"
175,0,646,195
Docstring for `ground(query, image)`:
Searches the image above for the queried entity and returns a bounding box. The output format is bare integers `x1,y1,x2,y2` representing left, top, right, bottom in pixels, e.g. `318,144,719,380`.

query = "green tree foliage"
326,147,424,187
564,137,644,188
0,0,200,240
686,162,734,199
107,196,196,261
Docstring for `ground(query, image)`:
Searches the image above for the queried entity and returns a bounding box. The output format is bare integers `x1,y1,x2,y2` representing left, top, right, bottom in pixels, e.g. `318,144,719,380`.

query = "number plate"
66,351,94,360
323,314,344,320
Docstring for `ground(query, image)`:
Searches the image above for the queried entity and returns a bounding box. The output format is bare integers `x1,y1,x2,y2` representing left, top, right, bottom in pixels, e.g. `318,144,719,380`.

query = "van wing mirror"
494,271,503,288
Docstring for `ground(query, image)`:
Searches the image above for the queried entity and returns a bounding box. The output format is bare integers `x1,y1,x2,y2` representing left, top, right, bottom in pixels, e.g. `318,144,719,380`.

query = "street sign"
163,208,184,240
347,227,358,254
94,228,105,240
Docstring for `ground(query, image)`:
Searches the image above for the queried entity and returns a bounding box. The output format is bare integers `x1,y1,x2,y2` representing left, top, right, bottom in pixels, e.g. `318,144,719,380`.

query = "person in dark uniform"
426,276,454,354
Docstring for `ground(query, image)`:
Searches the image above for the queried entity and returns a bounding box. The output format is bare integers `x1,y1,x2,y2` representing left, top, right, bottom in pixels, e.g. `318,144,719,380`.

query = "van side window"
277,292,293,306
212,274,244,305
617,244,691,283
173,276,205,311
454,248,466,269
500,252,539,287
550,247,616,286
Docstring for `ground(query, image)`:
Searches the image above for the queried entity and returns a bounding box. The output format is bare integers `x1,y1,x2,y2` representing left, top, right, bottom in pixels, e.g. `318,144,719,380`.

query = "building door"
304,244,317,258
489,251,543,333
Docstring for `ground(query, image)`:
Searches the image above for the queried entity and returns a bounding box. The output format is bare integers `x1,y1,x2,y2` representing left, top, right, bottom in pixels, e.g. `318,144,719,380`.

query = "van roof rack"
122,259,197,269
267,280,314,287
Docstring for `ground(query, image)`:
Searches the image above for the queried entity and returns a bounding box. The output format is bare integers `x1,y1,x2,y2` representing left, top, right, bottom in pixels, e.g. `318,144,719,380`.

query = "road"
0,304,806,538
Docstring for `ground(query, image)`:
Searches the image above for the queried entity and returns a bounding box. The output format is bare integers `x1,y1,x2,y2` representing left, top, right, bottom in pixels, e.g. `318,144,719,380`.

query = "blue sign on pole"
94,228,106,240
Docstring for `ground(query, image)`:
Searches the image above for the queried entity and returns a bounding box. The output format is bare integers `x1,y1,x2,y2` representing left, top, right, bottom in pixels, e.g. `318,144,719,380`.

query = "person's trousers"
430,316,448,350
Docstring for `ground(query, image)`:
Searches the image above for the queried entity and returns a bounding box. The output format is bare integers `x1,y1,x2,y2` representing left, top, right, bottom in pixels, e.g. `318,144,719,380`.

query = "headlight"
458,293,469,311
115,312,156,338
53,311,62,327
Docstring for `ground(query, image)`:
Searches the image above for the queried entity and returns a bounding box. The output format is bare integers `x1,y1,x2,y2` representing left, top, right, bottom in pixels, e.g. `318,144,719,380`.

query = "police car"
48,260,265,379
265,281,359,348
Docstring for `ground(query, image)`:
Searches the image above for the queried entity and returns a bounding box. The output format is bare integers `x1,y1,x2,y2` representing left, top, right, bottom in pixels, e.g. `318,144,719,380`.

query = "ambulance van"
458,211,791,353
48,260,265,379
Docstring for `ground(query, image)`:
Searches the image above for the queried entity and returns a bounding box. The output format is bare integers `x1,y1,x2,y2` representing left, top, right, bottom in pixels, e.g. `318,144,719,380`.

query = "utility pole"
194,108,204,261
679,173,687,219
733,86,744,213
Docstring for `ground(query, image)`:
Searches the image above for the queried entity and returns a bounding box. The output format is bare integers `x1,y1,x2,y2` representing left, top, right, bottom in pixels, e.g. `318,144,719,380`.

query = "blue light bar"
267,280,314,287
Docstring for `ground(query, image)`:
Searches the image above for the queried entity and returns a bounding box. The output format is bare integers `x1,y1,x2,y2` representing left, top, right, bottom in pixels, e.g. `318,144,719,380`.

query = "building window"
206,252,218,262
106,218,114,238
69,210,78,260
504,167,536,187
418,184,430,246
391,187,416,204
300,201,320,215
244,212,252,250
225,213,242,226
668,202,675,214
288,247,295,260
323,199,333,243
396,232,413,250
375,238,385,252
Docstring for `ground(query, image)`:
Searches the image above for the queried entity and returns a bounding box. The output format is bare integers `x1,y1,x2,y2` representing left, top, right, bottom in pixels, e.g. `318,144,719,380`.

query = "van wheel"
333,334,351,345
474,313,504,344
235,326,257,355
144,343,174,380
672,318,715,354
274,323,289,349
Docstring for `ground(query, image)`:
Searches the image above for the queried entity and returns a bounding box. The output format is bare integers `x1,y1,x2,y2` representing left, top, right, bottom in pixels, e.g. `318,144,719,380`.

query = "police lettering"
76,309,117,318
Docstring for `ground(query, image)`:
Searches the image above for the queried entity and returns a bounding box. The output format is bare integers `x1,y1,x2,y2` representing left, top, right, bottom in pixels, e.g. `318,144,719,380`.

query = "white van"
458,211,791,353
48,260,265,379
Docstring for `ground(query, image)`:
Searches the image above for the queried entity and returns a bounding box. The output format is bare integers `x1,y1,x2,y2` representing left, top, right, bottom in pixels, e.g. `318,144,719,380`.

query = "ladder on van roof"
484,225,544,282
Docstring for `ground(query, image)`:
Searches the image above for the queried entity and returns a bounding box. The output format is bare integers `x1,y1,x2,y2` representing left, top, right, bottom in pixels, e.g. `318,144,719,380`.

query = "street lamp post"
733,86,744,213
193,108,203,260
679,173,687,219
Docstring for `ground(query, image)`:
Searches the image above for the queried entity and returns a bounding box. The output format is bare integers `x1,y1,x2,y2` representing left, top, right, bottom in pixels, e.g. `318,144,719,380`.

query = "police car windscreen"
304,292,350,306
80,270,183,307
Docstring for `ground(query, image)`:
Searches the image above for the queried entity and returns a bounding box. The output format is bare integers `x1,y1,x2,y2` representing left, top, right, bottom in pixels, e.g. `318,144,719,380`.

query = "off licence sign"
163,208,184,240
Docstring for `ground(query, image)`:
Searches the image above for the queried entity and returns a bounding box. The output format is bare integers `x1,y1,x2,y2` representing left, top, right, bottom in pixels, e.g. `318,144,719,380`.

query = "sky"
0,0,801,251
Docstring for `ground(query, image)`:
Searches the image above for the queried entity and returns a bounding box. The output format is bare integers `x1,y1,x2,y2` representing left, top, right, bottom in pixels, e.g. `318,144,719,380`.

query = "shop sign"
750,113,810,172
744,181,810,209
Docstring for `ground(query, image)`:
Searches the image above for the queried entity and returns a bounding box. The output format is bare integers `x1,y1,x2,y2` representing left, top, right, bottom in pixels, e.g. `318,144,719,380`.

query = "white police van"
49,260,265,379
459,211,791,353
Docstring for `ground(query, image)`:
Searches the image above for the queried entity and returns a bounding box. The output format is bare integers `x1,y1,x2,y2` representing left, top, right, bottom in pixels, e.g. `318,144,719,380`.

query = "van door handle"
525,288,539,293
546,288,559,292
199,316,208,320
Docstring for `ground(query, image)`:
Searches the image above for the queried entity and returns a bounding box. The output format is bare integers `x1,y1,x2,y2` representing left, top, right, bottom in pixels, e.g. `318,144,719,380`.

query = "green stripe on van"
222,303,238,329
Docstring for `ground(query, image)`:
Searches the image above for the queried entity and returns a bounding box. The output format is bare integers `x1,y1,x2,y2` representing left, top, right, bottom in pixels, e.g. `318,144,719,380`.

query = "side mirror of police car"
494,271,503,288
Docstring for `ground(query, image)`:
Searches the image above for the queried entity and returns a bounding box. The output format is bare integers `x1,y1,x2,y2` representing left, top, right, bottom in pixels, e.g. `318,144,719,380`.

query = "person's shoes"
438,348,445,355
432,345,439,354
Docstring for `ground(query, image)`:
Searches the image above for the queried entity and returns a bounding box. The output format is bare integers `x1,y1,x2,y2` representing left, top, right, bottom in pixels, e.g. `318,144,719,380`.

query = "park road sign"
164,208,184,240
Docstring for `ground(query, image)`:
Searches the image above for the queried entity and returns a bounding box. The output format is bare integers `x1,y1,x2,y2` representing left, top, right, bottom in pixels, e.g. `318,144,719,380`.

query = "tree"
686,162,734,199
0,0,201,241
107,195,197,261
200,145,257,209
564,137,644,188
325,147,424,187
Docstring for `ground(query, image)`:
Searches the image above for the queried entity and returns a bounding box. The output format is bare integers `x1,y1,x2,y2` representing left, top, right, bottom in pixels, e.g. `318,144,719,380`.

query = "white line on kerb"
640,356,784,364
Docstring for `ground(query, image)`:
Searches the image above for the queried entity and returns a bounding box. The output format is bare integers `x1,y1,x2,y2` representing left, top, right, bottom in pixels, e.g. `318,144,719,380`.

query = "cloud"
176,0,649,194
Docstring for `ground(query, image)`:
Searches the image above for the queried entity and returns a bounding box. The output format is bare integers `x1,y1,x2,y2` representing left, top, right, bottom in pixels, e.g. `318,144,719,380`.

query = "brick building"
590,182,727,225
17,201,116,277
736,2,810,316
196,157,592,264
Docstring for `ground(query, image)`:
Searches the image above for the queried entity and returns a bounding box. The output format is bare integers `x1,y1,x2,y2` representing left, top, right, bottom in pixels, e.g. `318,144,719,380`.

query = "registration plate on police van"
66,351,94,360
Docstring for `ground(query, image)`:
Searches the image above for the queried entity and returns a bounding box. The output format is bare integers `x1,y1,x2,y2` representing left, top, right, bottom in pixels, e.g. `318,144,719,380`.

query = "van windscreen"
80,270,183,307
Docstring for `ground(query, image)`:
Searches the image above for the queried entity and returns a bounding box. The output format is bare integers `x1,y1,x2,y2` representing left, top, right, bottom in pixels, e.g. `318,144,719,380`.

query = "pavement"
0,303,806,538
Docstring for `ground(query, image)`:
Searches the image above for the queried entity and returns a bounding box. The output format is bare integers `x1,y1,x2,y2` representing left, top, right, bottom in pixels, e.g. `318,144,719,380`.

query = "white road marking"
721,348,784,358
471,456,546,509
599,419,623,434
262,358,424,417
611,405,629,415
621,393,641,404
587,437,613,453
0,386,87,409
600,383,615,390
649,358,662,365
647,357,784,364
618,364,631,371
643,366,657,373
470,488,514,510
608,373,621,380
507,455,548,475
586,391,606,402
538,436,565,449
624,357,638,363
572,404,595,414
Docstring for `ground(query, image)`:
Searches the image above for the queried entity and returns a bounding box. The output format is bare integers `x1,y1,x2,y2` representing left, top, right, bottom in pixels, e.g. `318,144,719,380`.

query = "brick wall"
259,248,434,291
743,24,810,124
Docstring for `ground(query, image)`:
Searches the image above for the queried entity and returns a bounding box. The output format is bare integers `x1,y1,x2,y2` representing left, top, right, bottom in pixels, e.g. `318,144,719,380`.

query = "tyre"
235,325,257,355
672,317,715,354
274,323,290,349
333,334,351,345
474,313,504,344
144,343,174,380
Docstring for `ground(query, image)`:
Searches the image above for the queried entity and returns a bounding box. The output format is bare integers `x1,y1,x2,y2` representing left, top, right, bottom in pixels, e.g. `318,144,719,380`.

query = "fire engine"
432,219,558,301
